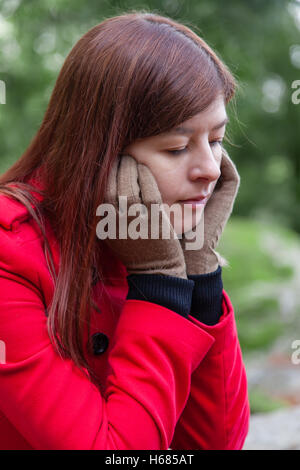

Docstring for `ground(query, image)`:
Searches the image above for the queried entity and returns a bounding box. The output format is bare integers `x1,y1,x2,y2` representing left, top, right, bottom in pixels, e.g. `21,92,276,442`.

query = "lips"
179,193,210,203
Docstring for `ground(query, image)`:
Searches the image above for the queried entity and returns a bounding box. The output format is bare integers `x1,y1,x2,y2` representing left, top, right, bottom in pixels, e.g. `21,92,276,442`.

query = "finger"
219,151,240,203
137,163,163,205
117,154,141,204
104,156,120,205
213,148,240,194
220,148,240,184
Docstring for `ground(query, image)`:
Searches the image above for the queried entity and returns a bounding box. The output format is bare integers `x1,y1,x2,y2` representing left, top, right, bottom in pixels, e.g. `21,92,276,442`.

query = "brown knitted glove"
180,147,241,275
102,155,188,279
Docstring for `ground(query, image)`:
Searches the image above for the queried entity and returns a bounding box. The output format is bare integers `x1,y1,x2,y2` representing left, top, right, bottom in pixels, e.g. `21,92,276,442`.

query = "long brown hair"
0,10,238,383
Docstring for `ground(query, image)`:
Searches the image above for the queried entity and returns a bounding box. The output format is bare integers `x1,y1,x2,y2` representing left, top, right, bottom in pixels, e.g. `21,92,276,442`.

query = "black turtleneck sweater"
126,265,223,326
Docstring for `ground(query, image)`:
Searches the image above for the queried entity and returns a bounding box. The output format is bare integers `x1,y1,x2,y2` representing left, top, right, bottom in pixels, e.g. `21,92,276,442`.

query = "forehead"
157,96,227,139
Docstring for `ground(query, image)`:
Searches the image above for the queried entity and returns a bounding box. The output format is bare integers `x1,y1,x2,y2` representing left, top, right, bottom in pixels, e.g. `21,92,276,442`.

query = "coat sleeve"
0,227,216,450
169,290,250,450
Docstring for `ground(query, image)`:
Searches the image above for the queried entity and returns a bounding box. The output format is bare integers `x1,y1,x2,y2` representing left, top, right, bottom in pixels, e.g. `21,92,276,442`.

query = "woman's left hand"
180,147,241,275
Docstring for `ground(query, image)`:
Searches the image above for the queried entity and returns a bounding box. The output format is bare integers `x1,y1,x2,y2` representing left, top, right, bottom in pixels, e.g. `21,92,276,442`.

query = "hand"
102,154,188,279
180,147,240,275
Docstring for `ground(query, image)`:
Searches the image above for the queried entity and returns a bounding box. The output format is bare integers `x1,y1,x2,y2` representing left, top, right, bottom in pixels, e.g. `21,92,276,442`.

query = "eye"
166,139,223,156
210,139,224,147
166,147,188,156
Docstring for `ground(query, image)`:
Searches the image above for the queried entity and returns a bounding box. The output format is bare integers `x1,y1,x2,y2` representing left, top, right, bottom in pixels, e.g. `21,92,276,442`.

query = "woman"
0,11,250,450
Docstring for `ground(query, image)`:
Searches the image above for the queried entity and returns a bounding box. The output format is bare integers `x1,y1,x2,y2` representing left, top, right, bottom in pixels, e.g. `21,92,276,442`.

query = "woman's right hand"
102,155,187,279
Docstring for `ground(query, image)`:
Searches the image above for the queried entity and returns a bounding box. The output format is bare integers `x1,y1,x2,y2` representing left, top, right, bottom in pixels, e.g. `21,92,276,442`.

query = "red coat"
0,176,250,450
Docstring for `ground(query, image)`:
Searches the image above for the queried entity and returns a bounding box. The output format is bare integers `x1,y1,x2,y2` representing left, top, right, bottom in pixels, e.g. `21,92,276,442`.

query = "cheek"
151,172,173,203
215,150,223,169
144,159,182,203
124,145,183,203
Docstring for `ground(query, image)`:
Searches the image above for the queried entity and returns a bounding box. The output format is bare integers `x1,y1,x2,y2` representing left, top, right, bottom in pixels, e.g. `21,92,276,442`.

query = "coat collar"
0,165,46,231
0,192,30,230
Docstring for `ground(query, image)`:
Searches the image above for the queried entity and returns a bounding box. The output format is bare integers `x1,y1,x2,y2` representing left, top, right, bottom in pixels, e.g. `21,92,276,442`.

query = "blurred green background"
0,0,300,414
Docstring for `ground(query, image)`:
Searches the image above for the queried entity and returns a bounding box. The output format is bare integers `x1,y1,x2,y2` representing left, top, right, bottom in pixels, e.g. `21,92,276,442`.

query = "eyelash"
167,140,224,156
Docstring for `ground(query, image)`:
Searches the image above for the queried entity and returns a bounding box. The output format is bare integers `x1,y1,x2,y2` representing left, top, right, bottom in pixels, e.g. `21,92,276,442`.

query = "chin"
173,215,197,237
162,201,203,237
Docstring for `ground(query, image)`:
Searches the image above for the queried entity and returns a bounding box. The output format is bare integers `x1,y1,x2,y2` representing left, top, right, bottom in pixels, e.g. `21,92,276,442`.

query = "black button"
91,332,109,355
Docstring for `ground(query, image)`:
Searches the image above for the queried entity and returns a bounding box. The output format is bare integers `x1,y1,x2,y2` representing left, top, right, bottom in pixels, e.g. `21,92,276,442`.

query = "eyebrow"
164,116,229,136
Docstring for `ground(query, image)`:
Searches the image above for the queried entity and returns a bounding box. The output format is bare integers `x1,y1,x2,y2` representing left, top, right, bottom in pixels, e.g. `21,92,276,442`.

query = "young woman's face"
122,94,228,235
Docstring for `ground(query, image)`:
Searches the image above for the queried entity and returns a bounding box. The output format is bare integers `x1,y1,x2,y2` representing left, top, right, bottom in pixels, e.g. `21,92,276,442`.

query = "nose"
188,146,221,183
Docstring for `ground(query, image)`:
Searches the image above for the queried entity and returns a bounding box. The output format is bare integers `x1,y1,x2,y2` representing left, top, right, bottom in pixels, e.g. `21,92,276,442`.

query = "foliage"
0,0,299,231
249,388,289,414
220,216,300,354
